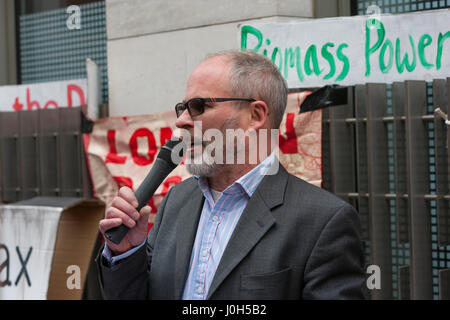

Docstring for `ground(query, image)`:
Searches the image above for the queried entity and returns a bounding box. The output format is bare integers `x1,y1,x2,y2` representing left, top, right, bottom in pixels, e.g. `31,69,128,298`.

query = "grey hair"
205,50,288,129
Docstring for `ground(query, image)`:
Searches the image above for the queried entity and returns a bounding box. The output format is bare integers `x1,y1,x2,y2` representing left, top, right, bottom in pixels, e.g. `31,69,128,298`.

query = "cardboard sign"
84,92,322,229
0,205,61,299
0,197,104,300
0,79,87,112
239,9,450,88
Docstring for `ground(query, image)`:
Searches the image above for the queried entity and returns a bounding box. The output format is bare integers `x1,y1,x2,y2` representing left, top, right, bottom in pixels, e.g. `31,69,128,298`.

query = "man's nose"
175,109,194,129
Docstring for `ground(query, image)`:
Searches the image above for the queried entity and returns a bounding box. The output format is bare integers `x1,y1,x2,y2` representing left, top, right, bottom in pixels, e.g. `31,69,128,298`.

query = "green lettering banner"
239,9,450,88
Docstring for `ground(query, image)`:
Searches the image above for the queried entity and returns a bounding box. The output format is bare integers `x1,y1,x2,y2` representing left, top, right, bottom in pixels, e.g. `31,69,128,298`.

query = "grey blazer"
96,164,368,300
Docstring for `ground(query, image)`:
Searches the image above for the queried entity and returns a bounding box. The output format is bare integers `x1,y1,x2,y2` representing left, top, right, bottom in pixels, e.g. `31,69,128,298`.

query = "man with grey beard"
97,50,368,300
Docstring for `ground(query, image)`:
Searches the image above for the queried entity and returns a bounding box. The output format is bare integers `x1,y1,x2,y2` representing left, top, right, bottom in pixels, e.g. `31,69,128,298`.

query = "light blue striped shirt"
103,154,275,299
182,154,274,299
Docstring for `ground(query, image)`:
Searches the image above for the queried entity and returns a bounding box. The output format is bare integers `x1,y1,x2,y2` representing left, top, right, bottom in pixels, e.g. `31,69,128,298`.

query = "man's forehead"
186,56,231,96
191,56,230,76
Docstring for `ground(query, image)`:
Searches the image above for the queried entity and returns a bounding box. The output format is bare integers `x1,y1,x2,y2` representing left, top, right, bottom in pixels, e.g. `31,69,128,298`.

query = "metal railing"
322,79,450,300
0,106,92,203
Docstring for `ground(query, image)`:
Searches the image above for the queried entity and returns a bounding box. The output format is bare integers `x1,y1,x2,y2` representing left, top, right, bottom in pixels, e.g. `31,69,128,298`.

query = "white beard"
185,148,219,177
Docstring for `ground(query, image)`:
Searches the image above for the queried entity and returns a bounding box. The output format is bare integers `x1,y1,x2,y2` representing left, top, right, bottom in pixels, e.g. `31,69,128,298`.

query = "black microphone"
104,137,185,245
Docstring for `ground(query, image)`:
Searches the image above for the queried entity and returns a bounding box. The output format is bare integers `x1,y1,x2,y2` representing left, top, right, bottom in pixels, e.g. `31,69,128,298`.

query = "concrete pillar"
105,0,315,116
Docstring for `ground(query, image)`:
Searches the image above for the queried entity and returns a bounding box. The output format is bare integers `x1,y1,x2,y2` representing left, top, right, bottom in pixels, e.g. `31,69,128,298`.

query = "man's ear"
249,100,269,130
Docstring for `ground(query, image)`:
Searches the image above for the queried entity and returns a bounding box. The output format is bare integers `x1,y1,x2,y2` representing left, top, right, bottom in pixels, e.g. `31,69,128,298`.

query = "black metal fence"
322,79,450,300
0,106,91,203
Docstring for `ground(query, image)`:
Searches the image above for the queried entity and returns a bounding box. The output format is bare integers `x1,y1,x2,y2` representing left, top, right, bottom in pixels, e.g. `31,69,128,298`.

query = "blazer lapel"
207,164,289,299
174,188,204,299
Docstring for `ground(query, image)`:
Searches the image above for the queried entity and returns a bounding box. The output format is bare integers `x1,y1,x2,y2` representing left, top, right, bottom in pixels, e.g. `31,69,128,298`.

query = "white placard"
0,79,87,112
0,205,62,299
239,9,450,88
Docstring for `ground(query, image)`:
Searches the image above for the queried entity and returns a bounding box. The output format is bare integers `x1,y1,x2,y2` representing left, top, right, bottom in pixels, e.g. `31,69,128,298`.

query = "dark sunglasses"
175,97,255,118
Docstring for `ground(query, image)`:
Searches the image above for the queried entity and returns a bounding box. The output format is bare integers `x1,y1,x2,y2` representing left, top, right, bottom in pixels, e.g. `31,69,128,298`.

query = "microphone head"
157,137,186,169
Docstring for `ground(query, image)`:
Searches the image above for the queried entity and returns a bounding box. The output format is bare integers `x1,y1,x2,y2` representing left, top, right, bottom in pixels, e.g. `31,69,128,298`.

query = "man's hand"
99,186,151,255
